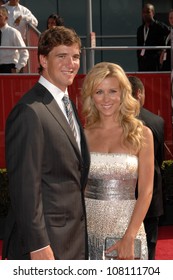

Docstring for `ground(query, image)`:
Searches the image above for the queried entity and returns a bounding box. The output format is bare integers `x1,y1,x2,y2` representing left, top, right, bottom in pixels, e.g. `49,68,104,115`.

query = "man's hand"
30,245,55,260
14,16,22,26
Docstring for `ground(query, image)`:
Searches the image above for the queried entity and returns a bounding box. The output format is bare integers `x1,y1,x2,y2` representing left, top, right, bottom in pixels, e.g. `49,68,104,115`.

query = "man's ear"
39,55,47,69
136,89,141,101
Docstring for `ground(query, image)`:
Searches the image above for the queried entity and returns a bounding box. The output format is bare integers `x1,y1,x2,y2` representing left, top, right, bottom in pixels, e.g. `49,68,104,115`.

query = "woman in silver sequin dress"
81,62,154,260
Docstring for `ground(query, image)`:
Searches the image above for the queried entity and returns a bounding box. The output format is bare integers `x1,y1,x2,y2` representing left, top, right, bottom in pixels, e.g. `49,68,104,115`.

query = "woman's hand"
105,237,134,260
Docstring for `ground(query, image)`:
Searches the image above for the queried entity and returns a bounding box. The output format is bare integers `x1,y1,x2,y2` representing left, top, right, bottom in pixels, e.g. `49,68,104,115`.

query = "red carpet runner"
155,225,173,260
0,226,173,260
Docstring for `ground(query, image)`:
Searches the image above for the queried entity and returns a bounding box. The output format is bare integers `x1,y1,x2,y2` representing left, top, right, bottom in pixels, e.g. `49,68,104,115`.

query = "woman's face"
47,18,57,29
92,76,121,119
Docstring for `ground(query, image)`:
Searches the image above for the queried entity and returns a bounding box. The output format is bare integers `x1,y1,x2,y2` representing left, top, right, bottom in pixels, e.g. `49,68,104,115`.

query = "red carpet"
0,226,173,260
155,225,173,260
0,240,3,260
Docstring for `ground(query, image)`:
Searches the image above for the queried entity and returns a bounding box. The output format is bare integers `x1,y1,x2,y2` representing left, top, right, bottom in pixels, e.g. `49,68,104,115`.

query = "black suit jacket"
138,107,164,218
2,82,90,260
137,20,169,71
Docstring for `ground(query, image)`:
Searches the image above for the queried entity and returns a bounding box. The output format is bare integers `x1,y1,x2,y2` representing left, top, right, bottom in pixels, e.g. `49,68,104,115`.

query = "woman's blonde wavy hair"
81,62,144,153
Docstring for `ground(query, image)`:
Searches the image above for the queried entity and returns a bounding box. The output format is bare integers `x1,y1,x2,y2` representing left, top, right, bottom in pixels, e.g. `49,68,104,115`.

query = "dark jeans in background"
0,64,16,73
144,216,159,260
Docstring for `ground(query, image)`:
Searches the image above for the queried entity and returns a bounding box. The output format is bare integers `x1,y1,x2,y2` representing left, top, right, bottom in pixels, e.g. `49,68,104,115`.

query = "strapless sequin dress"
85,153,148,260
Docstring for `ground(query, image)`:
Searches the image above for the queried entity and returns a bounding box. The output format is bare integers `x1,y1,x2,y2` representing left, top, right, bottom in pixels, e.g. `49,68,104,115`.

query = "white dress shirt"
0,23,29,70
3,2,38,40
39,76,81,152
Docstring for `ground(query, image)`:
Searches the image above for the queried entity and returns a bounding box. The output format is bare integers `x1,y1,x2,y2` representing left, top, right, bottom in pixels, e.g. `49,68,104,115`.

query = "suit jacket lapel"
36,83,81,158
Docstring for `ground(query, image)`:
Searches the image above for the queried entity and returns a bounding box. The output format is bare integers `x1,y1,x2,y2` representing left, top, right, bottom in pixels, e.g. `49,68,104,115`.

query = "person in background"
0,6,29,73
137,3,169,71
2,0,38,41
160,9,173,71
46,13,64,29
82,62,154,260
128,75,165,260
0,0,7,6
0,0,8,6
2,26,90,260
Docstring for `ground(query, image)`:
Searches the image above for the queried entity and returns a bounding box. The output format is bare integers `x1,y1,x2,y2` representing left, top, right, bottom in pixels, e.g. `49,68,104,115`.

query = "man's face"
9,0,19,6
39,44,80,92
140,89,145,107
142,6,154,23
0,10,7,28
169,11,173,27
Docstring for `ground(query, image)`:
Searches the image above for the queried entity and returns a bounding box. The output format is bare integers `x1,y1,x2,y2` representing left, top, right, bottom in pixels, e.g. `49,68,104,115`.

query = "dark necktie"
62,95,77,140
0,30,2,46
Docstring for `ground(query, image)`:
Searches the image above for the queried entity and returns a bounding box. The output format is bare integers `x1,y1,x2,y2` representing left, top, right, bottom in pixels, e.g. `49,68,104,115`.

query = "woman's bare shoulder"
143,125,153,138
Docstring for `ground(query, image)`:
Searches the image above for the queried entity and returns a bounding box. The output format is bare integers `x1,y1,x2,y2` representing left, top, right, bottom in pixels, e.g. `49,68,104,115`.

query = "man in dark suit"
128,76,164,259
137,3,169,71
2,26,90,260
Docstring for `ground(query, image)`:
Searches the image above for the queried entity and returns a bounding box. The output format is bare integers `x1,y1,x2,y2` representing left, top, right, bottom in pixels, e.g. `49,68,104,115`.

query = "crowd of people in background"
137,3,171,71
0,5,29,73
0,0,37,73
2,0,38,41
0,1,173,73
0,0,66,73
46,13,64,29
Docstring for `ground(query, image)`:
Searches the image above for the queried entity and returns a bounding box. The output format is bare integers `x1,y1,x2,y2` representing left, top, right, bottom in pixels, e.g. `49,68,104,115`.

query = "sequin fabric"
85,153,148,260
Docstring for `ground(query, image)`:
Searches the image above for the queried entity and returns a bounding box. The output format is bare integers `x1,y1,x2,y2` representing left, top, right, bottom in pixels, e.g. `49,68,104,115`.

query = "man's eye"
73,56,80,60
58,55,65,58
